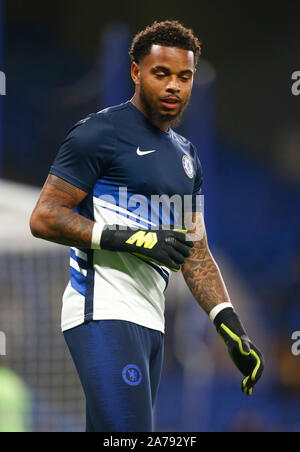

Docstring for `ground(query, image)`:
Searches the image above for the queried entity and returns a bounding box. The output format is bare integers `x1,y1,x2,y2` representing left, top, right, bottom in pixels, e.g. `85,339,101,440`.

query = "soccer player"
30,20,264,432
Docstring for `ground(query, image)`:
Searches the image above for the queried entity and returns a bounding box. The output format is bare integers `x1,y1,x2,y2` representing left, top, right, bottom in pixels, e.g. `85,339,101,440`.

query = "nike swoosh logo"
136,147,157,156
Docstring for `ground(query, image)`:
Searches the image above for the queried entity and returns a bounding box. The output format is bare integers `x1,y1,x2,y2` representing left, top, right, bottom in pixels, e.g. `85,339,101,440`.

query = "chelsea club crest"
182,155,194,179
122,364,142,386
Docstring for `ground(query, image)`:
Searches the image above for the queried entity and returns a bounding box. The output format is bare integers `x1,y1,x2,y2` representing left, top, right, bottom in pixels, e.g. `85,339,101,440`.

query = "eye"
180,75,191,82
155,73,166,78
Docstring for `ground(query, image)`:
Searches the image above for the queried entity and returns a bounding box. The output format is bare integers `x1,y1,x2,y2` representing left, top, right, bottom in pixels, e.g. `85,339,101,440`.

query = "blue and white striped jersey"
50,101,202,333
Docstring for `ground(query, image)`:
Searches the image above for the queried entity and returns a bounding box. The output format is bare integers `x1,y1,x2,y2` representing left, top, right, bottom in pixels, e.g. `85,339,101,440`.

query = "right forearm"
30,198,193,271
30,206,95,248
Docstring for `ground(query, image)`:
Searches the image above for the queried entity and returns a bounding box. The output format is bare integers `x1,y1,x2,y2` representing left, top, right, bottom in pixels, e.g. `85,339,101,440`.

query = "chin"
159,107,180,119
162,108,182,121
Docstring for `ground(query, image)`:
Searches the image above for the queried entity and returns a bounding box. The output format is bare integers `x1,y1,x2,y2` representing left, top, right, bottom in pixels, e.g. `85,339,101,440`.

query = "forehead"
141,44,195,70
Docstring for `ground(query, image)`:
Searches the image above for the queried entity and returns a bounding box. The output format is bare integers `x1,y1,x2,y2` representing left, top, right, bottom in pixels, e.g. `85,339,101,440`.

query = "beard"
139,82,190,129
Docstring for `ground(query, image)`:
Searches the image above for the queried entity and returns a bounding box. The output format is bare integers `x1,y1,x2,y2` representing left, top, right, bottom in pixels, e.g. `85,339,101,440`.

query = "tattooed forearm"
30,175,94,248
40,205,94,248
182,236,230,314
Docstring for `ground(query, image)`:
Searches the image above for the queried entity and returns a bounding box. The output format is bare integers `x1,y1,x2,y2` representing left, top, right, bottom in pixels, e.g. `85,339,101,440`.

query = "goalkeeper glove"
99,225,194,272
212,305,264,395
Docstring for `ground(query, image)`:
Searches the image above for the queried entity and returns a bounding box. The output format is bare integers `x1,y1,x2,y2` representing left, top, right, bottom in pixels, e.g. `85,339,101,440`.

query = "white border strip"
71,247,88,262
70,258,87,277
209,302,233,322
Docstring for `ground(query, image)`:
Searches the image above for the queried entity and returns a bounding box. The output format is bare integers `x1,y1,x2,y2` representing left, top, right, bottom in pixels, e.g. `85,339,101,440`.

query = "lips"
160,97,181,110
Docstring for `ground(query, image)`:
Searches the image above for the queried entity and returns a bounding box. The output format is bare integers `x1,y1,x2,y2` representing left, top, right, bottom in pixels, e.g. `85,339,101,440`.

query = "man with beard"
30,20,264,432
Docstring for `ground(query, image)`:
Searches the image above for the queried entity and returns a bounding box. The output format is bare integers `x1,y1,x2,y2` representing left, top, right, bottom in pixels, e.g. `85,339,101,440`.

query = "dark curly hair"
129,20,201,66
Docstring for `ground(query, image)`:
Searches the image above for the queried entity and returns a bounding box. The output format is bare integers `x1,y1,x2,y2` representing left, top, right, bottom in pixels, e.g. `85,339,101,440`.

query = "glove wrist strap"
209,302,233,322
213,306,247,338
91,223,104,250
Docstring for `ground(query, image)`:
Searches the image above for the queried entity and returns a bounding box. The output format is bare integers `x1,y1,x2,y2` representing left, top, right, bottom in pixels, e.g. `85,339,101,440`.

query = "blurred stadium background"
1,0,300,432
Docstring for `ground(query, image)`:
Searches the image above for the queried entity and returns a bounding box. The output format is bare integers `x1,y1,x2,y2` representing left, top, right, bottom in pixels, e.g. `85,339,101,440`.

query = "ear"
131,62,140,85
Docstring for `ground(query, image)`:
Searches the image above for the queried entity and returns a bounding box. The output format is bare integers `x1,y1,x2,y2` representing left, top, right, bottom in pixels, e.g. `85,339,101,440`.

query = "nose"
166,75,180,93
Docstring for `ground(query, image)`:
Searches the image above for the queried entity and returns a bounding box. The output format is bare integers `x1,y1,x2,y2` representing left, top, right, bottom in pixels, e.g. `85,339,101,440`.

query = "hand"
100,225,194,271
214,307,264,395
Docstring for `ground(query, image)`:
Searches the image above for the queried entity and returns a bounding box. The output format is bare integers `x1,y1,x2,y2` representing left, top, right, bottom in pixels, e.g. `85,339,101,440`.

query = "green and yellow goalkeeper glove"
212,305,264,395
99,225,194,272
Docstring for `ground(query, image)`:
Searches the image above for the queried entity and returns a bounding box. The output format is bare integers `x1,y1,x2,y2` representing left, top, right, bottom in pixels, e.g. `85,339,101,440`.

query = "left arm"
182,213,230,314
182,212,264,395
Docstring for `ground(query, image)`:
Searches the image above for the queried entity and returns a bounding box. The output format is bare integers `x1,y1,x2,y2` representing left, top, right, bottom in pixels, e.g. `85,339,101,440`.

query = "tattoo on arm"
182,229,230,314
31,175,95,248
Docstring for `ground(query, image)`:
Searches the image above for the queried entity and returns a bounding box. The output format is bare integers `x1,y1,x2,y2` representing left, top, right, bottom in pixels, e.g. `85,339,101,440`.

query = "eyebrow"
152,65,193,75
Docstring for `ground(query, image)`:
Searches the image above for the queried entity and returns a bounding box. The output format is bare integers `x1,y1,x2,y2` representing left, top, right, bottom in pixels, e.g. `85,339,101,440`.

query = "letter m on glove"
126,231,158,249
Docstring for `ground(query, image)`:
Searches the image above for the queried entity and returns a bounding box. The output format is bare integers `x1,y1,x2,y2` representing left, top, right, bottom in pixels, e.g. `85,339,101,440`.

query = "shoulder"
170,130,202,181
170,129,190,146
68,102,131,142
56,105,127,163
67,108,116,143
97,102,131,117
170,130,200,160
96,101,132,123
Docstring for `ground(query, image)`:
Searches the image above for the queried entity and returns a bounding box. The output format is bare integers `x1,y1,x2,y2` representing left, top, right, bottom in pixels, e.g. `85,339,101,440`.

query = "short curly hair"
129,20,201,66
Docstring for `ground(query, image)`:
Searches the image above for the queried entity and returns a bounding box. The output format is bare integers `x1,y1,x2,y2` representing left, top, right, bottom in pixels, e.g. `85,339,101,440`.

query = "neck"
130,93,170,132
